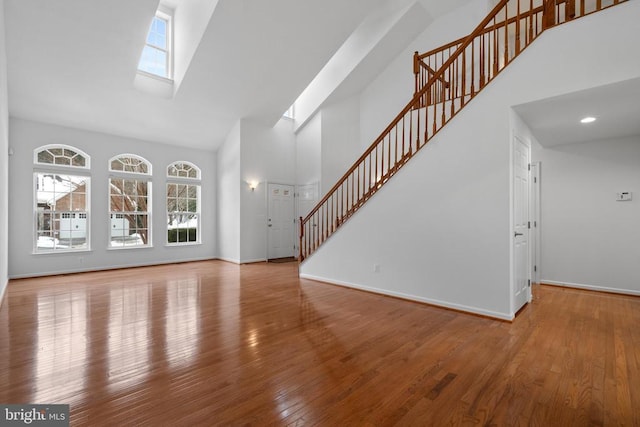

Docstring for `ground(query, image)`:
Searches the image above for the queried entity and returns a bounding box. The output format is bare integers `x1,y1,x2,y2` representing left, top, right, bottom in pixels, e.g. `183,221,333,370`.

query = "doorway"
267,183,295,260
513,134,531,312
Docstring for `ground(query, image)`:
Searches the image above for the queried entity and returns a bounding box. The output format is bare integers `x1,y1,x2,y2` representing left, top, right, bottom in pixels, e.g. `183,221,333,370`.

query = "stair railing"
299,0,626,262
414,0,626,99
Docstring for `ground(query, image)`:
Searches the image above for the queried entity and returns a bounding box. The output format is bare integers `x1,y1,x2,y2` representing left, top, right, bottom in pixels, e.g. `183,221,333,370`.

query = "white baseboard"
9,257,219,279
541,280,640,297
299,273,514,321
219,257,267,265
241,258,267,264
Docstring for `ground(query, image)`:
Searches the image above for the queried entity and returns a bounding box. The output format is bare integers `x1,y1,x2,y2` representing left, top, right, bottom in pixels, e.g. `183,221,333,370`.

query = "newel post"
298,216,304,262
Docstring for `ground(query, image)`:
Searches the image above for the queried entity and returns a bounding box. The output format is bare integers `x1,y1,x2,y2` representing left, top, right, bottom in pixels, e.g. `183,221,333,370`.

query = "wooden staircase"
299,0,627,262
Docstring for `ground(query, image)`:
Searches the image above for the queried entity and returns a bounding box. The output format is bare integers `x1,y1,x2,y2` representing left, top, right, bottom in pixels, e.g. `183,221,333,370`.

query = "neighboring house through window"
34,145,91,252
109,154,152,248
167,161,201,245
138,8,173,80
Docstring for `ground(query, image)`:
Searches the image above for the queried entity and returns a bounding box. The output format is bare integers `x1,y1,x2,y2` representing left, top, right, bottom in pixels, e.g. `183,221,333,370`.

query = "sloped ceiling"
5,0,473,151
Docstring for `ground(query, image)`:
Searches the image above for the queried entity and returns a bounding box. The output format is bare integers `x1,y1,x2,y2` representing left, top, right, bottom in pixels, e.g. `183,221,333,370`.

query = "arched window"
35,144,90,168
166,161,201,245
34,145,91,252
167,161,200,179
109,154,152,248
109,153,151,174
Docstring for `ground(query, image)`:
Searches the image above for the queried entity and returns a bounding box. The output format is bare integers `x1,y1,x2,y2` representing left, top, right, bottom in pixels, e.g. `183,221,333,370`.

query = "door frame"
266,182,296,260
530,162,541,286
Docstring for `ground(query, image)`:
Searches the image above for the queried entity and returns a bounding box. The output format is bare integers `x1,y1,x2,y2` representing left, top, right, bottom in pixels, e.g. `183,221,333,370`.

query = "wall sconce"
248,180,259,191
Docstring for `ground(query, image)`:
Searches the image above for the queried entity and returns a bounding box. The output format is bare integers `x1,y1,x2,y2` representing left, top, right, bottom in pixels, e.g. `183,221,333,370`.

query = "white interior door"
513,135,531,312
268,183,295,260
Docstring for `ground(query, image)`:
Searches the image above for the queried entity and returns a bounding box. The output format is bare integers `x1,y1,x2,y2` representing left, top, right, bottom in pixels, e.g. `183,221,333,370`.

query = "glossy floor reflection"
1,260,639,425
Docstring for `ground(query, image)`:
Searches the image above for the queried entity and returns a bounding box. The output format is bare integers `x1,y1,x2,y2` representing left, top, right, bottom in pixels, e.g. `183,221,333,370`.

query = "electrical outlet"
616,192,632,201
373,263,380,273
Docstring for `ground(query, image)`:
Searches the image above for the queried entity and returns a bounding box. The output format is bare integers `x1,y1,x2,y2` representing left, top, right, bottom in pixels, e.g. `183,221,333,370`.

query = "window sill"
136,69,174,84
134,71,174,99
166,242,202,247
107,245,153,251
33,249,93,255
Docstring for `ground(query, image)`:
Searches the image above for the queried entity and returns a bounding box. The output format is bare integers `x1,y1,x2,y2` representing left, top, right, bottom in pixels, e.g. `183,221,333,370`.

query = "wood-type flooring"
0,260,638,425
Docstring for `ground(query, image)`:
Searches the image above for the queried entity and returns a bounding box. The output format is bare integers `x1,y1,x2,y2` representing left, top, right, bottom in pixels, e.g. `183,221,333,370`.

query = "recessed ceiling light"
580,116,596,124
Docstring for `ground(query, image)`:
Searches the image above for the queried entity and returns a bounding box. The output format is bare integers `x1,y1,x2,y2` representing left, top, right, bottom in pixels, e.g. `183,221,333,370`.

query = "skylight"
283,105,295,120
138,10,173,80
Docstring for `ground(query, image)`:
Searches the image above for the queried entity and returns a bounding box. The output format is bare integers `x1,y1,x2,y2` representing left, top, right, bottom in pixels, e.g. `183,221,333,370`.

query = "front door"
267,183,295,260
513,135,531,312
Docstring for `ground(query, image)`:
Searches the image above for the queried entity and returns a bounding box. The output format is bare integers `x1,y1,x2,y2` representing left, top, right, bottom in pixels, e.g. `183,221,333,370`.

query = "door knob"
514,232,523,237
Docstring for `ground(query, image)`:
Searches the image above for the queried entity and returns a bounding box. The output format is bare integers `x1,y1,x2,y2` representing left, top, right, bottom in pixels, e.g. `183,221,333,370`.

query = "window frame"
137,8,173,81
166,161,201,246
33,145,91,254
34,144,91,169
108,154,153,250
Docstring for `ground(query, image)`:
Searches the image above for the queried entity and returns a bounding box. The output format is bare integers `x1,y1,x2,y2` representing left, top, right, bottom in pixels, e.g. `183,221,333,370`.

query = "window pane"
63,149,78,158
138,46,167,78
167,162,200,179
148,17,167,49
110,155,151,175
109,176,150,248
58,156,71,166
38,151,54,164
71,193,86,211
167,184,177,198
72,155,86,167
36,147,88,168
167,180,199,245
35,173,89,252
187,185,197,198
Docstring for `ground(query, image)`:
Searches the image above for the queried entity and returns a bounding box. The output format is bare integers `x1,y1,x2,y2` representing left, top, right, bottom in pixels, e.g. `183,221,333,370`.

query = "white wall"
295,113,321,187
320,96,362,194
172,0,219,92
0,0,9,302
239,118,296,262
294,95,361,195
8,118,217,277
533,136,640,295
217,117,296,264
301,1,640,319
359,0,489,149
217,120,241,263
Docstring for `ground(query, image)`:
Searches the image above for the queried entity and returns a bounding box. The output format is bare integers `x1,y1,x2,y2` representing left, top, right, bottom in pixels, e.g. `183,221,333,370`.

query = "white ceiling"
513,77,640,147
4,0,476,152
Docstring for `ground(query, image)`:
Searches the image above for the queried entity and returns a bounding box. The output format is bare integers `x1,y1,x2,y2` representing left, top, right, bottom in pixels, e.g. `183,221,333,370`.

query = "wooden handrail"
299,0,627,261
414,3,545,100
301,0,512,243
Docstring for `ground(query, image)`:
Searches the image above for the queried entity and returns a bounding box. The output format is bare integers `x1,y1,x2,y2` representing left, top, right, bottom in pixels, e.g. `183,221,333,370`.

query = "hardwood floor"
0,260,638,426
